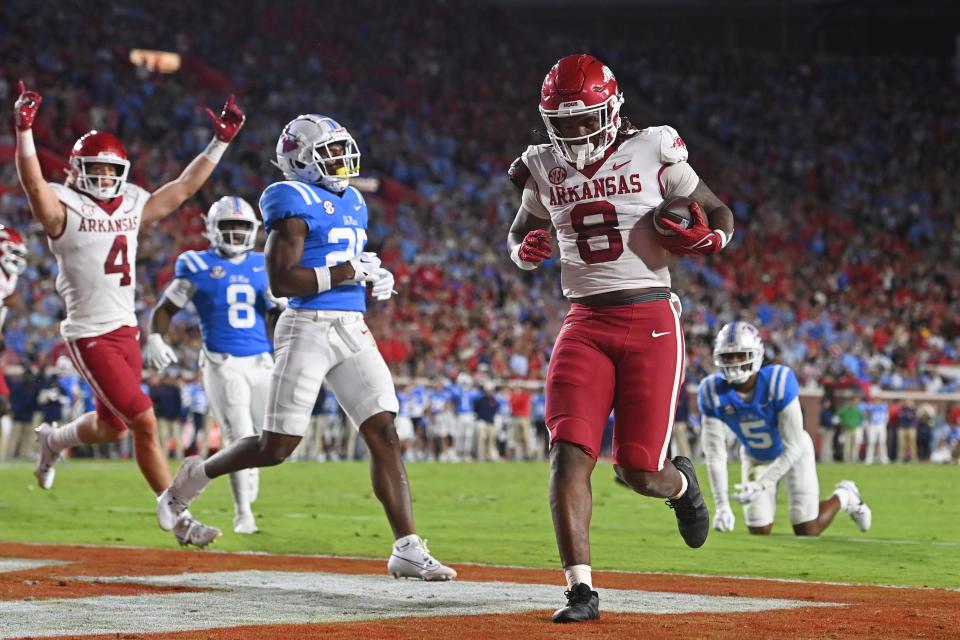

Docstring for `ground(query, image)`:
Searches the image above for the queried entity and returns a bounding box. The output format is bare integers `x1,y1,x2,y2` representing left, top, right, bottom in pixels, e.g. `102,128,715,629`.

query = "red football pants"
546,300,685,471
65,325,153,431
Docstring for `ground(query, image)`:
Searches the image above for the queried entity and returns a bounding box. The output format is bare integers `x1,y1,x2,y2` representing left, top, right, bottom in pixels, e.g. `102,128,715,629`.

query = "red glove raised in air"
518,229,553,263
205,94,245,142
14,80,42,131
657,201,728,256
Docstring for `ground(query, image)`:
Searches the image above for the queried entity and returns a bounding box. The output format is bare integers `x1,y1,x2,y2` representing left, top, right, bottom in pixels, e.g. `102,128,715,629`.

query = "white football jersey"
48,182,150,340
518,125,694,298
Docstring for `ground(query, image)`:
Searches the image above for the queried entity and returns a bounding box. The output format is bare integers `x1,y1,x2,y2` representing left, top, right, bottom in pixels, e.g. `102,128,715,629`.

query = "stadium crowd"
0,1,957,463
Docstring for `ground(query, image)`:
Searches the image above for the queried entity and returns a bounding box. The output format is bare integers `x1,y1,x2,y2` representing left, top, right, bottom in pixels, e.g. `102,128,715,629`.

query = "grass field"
1,459,958,589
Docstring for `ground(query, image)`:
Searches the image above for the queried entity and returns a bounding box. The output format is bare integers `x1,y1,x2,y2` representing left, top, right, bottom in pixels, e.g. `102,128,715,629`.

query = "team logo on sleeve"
548,166,567,185
210,265,226,279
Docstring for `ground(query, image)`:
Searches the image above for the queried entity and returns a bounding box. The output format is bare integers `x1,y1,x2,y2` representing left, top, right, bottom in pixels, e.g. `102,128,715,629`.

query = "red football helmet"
0,225,27,277
539,54,624,169
69,131,131,200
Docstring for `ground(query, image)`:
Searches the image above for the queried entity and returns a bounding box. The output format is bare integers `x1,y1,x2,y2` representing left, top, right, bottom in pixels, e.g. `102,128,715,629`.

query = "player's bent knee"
256,432,299,466
792,521,822,537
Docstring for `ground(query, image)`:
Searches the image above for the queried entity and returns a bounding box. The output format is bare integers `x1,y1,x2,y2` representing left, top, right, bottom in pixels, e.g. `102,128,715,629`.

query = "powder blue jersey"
447,383,481,415
174,250,273,357
259,180,369,312
863,402,889,426
698,365,800,462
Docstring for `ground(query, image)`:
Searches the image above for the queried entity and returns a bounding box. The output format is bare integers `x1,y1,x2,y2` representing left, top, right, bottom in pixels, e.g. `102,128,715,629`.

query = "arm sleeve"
259,183,315,233
163,278,196,308
701,416,731,509
521,176,551,220
754,398,808,490
660,162,700,199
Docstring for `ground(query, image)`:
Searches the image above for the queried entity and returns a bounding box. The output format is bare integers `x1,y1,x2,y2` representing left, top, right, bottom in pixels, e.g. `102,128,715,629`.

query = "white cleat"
156,456,211,531
233,512,259,535
387,536,457,581
174,515,222,548
836,480,872,532
34,423,61,490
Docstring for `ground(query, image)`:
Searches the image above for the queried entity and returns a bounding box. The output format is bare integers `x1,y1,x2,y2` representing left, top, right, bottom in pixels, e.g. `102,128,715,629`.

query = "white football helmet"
713,321,764,384
205,196,259,257
273,114,360,193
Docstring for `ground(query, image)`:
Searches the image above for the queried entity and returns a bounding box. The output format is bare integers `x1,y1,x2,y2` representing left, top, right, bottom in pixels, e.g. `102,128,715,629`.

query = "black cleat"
667,456,710,548
552,583,600,623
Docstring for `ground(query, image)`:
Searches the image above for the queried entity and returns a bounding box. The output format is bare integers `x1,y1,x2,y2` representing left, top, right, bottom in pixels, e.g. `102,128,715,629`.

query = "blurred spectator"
818,397,839,463
508,386,534,461
896,399,918,462
837,397,864,463
473,383,499,462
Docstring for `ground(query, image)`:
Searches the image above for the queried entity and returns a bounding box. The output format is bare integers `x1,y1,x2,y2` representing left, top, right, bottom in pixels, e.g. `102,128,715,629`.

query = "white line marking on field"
0,559,70,574
0,569,838,638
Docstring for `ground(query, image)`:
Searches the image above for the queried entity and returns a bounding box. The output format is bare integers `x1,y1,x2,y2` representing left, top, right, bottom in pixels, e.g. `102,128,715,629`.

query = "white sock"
48,420,84,453
564,564,592,589
670,472,689,500
832,487,851,511
395,533,420,549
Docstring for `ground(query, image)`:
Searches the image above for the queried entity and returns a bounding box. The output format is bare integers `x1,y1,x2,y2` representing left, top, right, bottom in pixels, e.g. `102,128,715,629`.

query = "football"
653,196,695,236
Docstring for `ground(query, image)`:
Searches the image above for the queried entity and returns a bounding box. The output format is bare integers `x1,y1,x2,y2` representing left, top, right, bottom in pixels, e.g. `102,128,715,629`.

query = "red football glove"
14,80,42,131
657,201,727,256
205,94,245,142
518,229,553,263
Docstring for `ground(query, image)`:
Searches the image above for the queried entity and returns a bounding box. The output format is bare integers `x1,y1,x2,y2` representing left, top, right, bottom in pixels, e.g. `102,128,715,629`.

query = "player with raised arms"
699,322,872,537
14,80,245,547
507,53,734,623
156,114,456,580
145,196,277,535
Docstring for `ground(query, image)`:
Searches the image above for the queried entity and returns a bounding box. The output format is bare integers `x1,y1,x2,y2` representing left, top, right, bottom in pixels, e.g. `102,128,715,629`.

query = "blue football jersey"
447,383,482,415
174,250,273,357
258,180,369,312
697,364,800,462
429,389,451,413
863,402,889,426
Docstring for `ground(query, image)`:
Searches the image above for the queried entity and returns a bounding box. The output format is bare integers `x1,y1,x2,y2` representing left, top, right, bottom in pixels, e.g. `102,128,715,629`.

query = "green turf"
1,459,957,588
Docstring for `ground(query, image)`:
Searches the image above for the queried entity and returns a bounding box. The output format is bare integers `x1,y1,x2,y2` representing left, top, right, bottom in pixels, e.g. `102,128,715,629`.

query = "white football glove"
144,333,178,371
713,504,736,531
732,480,764,505
345,252,381,284
371,268,395,301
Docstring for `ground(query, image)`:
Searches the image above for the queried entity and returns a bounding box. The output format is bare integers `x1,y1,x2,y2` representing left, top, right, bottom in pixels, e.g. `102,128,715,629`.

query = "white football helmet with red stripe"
714,322,764,384
205,196,260,257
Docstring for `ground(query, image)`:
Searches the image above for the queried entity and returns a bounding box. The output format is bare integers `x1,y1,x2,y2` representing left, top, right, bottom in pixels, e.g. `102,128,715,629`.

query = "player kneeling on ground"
156,114,455,581
699,322,872,537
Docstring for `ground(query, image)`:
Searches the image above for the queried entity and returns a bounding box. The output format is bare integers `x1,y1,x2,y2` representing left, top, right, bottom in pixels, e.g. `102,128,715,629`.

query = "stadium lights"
129,49,182,74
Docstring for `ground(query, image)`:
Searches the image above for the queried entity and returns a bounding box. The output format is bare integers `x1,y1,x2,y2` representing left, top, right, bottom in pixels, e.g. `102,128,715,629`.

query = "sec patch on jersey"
653,196,695,236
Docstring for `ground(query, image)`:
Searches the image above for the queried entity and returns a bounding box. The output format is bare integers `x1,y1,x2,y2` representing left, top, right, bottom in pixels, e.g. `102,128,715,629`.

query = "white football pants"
201,349,272,515
740,431,819,527
265,309,399,437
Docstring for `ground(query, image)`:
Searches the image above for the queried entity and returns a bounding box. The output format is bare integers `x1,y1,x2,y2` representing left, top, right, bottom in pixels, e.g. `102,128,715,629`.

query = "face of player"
551,112,604,147
719,352,757,386
218,220,254,246
319,141,346,174
86,162,120,191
